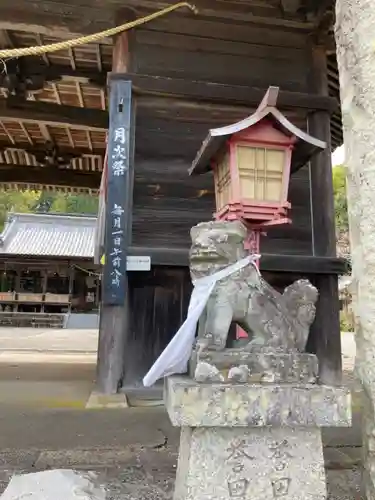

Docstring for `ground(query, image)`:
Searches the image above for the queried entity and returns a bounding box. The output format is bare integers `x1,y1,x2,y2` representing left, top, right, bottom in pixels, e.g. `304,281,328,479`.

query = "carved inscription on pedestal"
226,439,254,499
268,439,292,498
272,478,292,498
182,427,325,500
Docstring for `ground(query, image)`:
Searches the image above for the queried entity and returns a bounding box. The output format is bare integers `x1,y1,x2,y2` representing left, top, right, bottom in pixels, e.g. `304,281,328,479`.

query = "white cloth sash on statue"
142,254,261,387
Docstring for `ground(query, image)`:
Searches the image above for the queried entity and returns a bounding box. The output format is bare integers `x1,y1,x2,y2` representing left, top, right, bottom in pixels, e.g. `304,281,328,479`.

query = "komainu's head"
283,279,319,326
189,220,247,273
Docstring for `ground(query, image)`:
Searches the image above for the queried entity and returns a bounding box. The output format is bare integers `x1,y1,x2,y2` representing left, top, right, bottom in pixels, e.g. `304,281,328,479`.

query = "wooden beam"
280,0,301,14
0,67,338,113
0,80,338,133
0,164,210,197
306,43,342,386
262,255,348,275
0,163,101,189
117,74,339,113
0,59,108,86
147,0,309,27
0,5,113,39
0,96,258,132
0,141,105,158
0,0,312,37
308,48,337,257
128,246,348,273
0,97,108,130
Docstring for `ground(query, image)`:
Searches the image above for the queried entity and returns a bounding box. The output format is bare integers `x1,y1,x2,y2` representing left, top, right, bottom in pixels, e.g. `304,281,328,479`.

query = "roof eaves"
189,106,326,176
0,216,17,247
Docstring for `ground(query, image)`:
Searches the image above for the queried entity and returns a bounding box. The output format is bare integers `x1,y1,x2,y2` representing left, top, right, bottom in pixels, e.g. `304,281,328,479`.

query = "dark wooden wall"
113,5,342,390
124,266,191,387
132,158,312,255
260,167,312,255
135,18,309,91
132,158,215,249
131,18,314,257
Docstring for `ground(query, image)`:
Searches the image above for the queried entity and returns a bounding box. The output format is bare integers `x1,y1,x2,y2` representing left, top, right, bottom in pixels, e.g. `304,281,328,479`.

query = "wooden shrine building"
0,0,347,395
0,212,100,328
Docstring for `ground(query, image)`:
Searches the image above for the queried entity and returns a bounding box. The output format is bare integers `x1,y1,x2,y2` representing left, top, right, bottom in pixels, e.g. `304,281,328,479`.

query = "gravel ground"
0,330,364,499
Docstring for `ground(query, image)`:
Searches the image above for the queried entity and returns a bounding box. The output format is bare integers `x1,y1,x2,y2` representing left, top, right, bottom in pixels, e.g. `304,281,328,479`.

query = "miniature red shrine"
189,86,327,254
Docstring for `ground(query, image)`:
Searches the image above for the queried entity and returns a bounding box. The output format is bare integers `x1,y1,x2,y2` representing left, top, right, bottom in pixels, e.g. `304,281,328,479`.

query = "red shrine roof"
190,86,326,176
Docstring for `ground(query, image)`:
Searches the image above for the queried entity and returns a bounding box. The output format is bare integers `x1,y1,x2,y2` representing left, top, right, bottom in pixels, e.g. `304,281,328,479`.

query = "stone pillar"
165,354,351,500
335,0,375,497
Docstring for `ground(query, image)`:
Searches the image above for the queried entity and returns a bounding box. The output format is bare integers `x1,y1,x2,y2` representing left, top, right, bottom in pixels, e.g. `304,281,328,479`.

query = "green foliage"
0,190,98,232
340,310,354,332
50,193,99,214
332,164,349,234
0,190,40,230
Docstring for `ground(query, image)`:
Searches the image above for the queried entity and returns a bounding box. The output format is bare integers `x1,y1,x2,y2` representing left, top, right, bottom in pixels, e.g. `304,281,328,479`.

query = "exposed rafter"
0,163,101,189
0,97,108,129
0,77,339,135
0,68,339,114
0,58,108,97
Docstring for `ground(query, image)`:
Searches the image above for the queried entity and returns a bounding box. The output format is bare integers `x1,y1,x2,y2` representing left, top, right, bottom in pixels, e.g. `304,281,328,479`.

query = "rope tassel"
0,2,198,60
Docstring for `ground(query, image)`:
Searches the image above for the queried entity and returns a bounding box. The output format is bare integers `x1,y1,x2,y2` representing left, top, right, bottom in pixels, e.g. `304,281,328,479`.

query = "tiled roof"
0,213,96,258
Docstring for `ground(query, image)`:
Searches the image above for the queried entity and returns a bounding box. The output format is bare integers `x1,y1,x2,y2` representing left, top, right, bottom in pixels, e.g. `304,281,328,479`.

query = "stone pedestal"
164,376,351,500
189,350,319,384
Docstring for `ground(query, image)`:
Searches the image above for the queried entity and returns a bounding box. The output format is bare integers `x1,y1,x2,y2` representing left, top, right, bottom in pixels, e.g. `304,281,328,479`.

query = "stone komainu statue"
189,220,319,353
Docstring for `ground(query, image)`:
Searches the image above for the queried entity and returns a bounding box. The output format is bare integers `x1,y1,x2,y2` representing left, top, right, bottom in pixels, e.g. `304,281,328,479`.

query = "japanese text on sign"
102,79,132,306
111,127,128,176
110,203,125,288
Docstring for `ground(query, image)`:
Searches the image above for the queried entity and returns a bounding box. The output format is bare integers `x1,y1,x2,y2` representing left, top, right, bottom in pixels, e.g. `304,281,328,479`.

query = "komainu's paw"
228,365,250,383
196,336,212,355
243,336,266,352
195,362,224,383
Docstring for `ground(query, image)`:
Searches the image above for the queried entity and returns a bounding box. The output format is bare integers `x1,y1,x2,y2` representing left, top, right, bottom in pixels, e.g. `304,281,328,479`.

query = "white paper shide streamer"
143,254,260,387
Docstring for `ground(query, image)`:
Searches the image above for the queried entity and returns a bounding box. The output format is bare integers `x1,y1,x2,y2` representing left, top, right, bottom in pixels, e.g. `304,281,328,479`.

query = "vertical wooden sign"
102,79,133,305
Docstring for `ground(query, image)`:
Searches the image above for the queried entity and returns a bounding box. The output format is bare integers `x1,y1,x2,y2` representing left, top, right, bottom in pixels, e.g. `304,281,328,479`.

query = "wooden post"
306,44,342,385
95,272,100,309
96,27,136,394
14,268,20,312
68,264,74,314
41,269,48,313
0,269,6,293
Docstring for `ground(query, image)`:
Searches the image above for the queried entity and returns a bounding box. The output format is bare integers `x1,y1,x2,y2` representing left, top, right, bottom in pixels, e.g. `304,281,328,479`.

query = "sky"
332,145,345,167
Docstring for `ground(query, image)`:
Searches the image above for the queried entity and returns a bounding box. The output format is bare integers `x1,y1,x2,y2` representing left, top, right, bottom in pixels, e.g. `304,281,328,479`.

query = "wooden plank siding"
0,0,328,45
128,20,314,258
134,18,309,91
124,266,192,387
132,158,215,249
260,166,312,255
134,101,307,158
132,158,312,255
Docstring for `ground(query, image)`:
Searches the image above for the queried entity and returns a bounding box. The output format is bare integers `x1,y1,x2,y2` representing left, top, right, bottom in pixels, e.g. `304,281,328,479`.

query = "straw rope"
0,2,197,59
